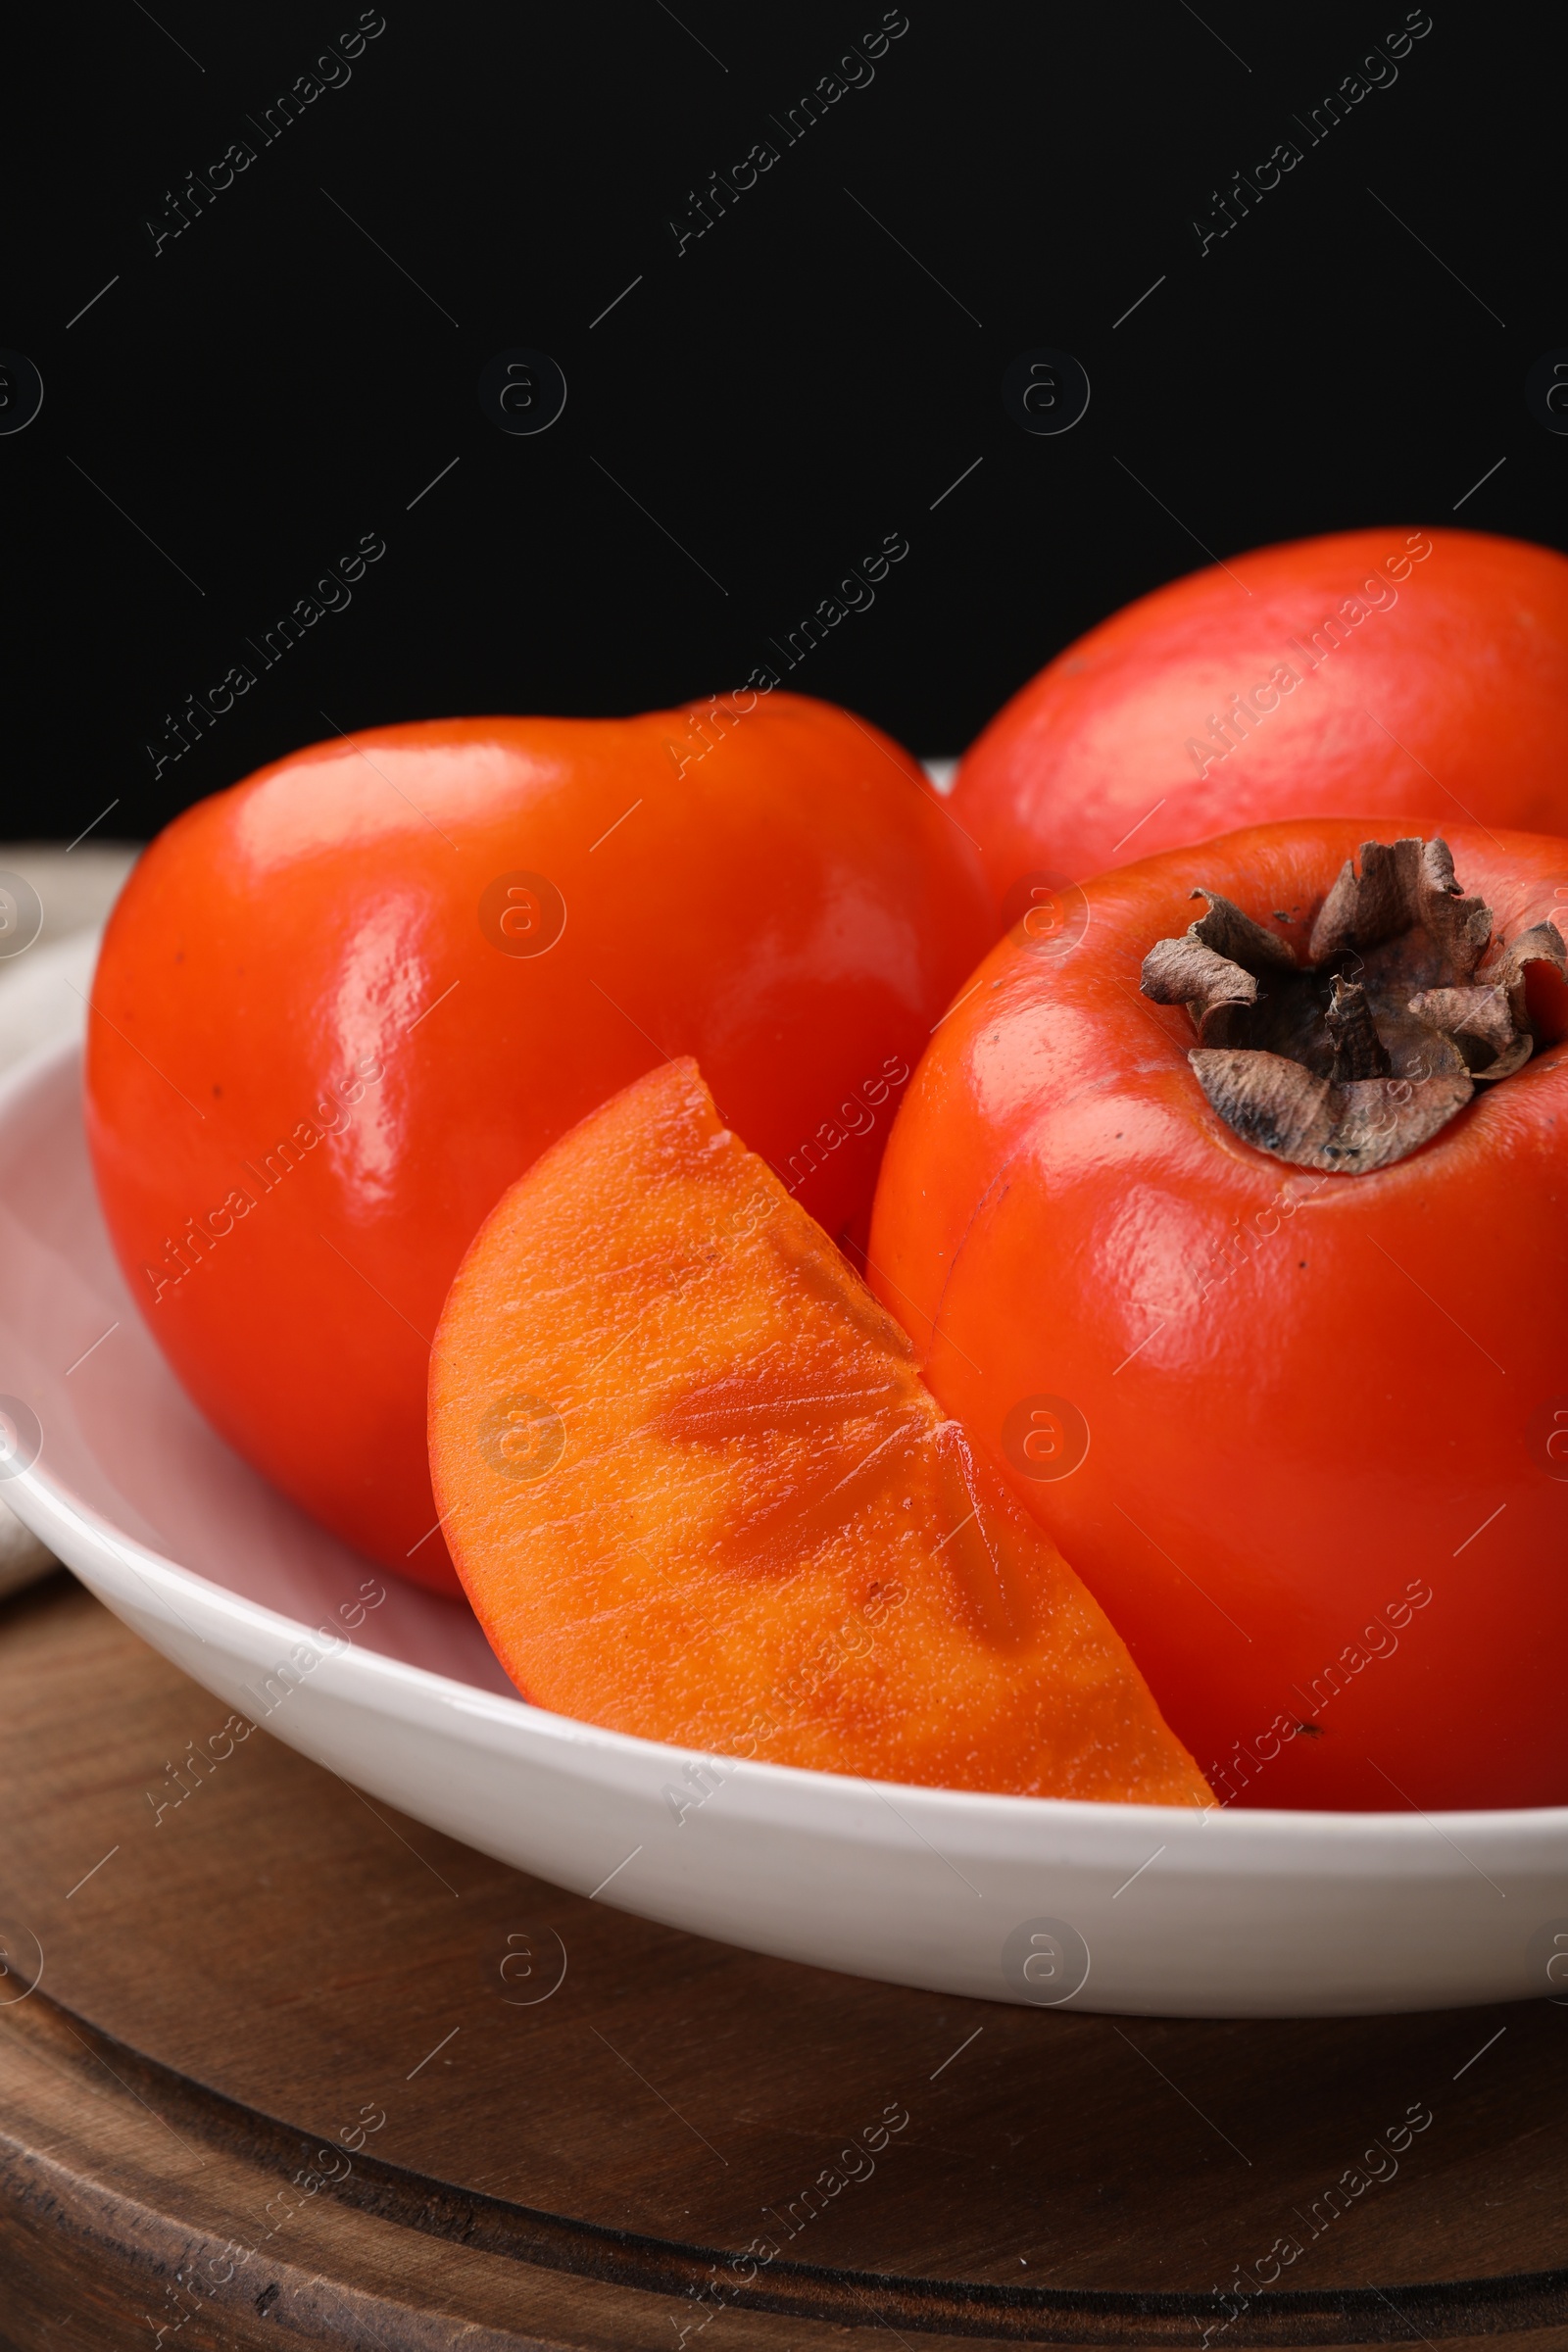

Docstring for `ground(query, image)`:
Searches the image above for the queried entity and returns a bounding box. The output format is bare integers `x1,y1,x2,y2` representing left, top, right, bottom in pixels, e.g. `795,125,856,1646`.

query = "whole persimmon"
869,818,1568,1810
87,698,992,1592
955,528,1568,906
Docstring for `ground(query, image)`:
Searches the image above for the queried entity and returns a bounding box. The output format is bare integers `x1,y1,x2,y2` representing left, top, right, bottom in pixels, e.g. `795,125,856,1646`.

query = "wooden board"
1,1571,1565,2351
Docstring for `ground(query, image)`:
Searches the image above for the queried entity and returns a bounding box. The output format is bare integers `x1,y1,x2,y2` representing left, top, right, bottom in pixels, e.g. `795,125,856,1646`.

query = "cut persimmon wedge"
429,1059,1209,1804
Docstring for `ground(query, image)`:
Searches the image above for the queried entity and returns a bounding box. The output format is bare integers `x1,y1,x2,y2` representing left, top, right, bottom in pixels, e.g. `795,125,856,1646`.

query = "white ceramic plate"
0,869,137,1597
2,1035,1564,2019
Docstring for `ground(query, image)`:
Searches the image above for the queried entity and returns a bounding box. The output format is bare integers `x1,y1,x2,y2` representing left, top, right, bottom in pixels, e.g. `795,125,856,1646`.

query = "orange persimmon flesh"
429,1059,1209,1804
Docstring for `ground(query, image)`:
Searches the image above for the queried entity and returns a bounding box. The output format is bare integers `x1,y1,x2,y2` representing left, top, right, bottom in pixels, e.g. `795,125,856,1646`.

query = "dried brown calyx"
1141,837,1568,1173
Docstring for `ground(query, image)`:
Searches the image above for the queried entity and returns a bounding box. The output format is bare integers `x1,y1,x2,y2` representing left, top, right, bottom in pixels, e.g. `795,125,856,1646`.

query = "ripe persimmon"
86,698,992,1591
955,528,1568,903
428,1058,1209,1805
869,819,1568,1811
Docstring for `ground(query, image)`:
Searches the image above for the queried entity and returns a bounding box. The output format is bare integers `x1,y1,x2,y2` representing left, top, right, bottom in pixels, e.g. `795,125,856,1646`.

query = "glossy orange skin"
954,529,1568,903
87,699,992,1593
869,820,1568,1811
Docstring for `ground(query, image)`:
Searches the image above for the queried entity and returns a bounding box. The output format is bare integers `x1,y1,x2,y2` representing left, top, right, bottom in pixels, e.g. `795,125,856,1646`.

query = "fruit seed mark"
571,1146,889,1441
659,1362,904,1442
698,1410,926,1576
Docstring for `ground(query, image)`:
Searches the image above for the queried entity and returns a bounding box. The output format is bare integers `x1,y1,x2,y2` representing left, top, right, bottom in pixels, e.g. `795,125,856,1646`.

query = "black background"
5,0,1563,845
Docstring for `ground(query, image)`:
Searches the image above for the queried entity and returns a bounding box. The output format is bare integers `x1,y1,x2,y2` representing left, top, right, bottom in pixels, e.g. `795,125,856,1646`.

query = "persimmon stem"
1140,837,1567,1174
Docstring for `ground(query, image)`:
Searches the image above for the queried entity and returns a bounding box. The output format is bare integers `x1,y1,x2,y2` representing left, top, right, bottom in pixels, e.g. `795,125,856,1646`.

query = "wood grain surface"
1,1572,1565,2350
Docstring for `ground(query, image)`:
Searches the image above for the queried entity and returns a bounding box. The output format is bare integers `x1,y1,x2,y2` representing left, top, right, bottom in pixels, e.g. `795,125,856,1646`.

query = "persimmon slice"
429,1060,1209,1804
